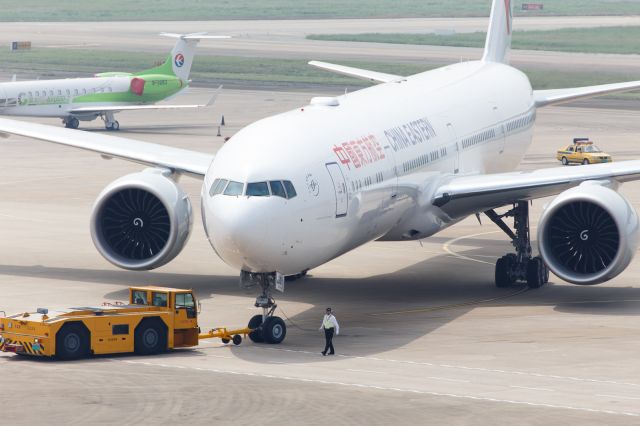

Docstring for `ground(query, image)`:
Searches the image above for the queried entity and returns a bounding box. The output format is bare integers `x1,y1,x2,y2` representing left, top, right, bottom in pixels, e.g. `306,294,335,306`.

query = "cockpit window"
209,178,228,197
246,182,270,196
283,181,297,199
224,181,244,196
269,181,287,198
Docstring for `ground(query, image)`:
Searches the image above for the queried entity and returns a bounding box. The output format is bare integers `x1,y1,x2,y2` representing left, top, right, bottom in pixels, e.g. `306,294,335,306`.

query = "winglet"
482,0,513,64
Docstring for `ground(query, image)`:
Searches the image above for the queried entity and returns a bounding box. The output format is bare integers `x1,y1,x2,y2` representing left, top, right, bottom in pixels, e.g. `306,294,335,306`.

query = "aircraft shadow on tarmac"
1,242,639,362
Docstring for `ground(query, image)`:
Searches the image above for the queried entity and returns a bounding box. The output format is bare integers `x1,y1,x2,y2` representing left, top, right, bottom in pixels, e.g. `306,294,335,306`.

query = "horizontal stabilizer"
534,80,640,107
308,60,404,84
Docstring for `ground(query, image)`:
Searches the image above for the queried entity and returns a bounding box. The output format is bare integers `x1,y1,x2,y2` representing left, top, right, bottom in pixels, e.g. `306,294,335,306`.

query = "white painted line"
252,347,640,388
511,385,555,392
442,231,501,265
597,394,640,401
347,369,386,374
119,360,640,418
427,376,470,384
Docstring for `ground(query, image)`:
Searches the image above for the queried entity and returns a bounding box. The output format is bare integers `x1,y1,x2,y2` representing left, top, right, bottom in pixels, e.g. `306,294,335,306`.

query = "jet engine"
537,183,639,285
90,169,193,270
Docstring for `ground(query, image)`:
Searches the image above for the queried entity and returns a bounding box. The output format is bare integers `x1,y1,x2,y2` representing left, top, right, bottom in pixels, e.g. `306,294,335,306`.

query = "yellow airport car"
557,138,612,165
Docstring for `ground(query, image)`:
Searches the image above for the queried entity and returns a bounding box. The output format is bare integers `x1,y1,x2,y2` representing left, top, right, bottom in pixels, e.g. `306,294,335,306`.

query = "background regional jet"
0,33,228,130
3,0,640,344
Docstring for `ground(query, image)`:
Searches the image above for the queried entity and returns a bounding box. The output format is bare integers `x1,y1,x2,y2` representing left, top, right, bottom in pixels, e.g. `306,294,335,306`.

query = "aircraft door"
0,88,6,108
446,122,459,174
325,162,348,218
491,103,506,154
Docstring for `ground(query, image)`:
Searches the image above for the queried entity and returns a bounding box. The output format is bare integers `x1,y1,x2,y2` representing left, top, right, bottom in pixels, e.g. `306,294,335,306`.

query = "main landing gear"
485,201,549,289
63,116,80,129
102,112,120,131
240,271,287,344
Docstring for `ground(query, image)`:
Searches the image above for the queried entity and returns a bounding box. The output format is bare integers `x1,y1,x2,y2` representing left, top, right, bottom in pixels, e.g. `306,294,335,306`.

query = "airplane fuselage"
202,61,536,275
0,74,185,120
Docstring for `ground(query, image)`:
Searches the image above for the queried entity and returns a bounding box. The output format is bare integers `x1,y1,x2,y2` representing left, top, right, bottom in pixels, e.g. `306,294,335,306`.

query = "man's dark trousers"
323,327,335,354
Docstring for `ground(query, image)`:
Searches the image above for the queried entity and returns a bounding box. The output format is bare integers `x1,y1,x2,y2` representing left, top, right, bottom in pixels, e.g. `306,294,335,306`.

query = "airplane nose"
204,196,278,272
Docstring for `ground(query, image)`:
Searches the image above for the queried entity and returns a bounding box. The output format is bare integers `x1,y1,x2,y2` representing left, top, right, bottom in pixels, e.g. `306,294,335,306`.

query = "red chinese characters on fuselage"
332,135,385,170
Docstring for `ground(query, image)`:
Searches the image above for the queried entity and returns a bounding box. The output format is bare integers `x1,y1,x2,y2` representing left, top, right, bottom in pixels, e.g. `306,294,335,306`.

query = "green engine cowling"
130,74,185,101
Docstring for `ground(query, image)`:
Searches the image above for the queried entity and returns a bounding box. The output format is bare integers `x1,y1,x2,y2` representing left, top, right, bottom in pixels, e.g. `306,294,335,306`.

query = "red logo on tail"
504,0,512,35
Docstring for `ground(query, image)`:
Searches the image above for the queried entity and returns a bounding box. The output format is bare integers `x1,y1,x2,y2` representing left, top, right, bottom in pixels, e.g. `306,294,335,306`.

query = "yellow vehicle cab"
0,286,200,360
557,138,612,165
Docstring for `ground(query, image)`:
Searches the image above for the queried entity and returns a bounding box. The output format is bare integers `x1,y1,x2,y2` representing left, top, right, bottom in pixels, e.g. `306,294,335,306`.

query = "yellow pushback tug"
0,286,253,360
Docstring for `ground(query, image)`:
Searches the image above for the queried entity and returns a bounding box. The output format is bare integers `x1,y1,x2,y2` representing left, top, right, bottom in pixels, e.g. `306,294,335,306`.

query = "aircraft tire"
495,256,513,288
526,258,544,289
262,317,286,344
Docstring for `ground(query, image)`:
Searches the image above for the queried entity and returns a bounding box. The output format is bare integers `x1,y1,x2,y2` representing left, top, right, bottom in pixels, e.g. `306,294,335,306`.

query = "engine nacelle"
90,169,193,270
537,183,639,285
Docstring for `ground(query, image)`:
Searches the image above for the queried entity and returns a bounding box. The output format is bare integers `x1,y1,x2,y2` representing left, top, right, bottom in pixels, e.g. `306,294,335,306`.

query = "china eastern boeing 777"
3,0,640,345
0,33,227,130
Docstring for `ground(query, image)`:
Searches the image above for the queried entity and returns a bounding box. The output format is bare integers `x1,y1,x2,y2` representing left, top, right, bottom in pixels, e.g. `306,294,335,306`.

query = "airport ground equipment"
0,286,259,360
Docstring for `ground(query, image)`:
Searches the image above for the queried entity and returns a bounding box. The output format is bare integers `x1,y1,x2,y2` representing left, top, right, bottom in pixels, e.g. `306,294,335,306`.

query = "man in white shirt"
319,307,339,356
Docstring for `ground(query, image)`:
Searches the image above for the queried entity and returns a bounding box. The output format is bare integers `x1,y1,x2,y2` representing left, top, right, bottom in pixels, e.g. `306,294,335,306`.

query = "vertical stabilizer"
482,0,513,63
138,33,230,81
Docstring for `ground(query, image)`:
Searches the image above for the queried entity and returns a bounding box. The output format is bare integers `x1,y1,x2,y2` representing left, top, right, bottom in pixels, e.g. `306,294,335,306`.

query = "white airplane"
3,0,640,346
0,33,228,130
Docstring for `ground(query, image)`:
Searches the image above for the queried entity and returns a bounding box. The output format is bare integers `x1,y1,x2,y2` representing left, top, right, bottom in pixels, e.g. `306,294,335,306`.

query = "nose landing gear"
241,271,287,344
485,201,549,289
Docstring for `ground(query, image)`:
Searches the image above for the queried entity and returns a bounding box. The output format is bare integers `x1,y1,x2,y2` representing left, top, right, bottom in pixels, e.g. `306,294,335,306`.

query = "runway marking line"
251,347,640,388
597,394,640,401
427,376,470,384
119,359,640,418
441,230,502,266
511,385,555,392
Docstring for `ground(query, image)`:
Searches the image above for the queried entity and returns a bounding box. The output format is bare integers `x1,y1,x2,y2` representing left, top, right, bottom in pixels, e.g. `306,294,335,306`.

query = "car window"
568,146,574,152
270,181,287,198
223,181,244,196
176,293,195,308
132,290,147,305
152,292,168,307
246,182,270,196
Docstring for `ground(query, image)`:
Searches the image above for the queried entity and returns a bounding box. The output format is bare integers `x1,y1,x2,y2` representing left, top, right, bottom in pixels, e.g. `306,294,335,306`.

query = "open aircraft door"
326,162,348,218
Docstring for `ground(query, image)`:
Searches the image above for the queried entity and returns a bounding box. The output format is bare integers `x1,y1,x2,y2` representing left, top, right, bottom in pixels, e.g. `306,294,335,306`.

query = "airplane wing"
308,60,404,84
69,86,222,115
534,80,640,107
0,118,213,178
432,161,640,219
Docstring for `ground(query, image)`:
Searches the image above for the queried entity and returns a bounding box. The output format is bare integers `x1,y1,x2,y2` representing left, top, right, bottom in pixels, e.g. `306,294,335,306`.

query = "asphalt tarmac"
1,88,639,425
